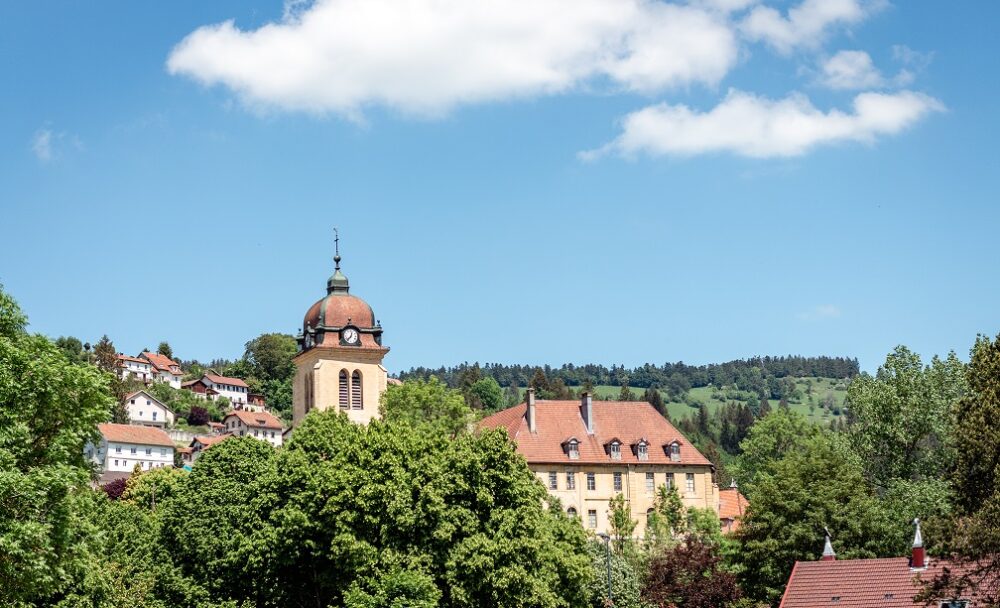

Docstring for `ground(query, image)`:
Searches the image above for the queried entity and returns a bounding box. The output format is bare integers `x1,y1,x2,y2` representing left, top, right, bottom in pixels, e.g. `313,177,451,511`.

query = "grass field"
521,376,849,425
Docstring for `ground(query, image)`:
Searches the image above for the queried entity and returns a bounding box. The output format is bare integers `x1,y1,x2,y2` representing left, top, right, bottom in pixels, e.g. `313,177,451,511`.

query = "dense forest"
401,356,858,396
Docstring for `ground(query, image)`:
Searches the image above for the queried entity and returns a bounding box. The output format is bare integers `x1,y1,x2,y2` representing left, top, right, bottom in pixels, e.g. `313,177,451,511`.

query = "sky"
1,0,997,374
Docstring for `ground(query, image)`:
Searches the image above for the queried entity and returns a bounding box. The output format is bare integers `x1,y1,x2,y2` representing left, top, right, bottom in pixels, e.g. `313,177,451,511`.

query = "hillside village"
2,247,994,608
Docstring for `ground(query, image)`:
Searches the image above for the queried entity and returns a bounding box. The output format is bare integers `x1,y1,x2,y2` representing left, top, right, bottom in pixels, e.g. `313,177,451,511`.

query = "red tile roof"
203,374,249,388
224,409,283,430
478,399,711,466
191,433,232,448
141,351,181,374
780,557,983,608
98,423,174,447
719,487,749,524
116,354,149,365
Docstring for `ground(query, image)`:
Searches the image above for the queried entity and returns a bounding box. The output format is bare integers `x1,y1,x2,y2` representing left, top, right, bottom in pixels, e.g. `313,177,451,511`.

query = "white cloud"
796,304,842,320
584,88,944,159
819,50,884,89
30,127,82,162
741,0,882,54
167,0,738,117
32,129,54,162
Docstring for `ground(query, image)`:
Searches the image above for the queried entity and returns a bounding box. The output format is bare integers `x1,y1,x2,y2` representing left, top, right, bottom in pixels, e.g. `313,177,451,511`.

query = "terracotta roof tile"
224,409,284,430
191,433,232,448
719,488,749,523
203,374,249,388
98,423,174,447
780,557,987,608
116,354,149,365
140,351,181,373
479,399,711,466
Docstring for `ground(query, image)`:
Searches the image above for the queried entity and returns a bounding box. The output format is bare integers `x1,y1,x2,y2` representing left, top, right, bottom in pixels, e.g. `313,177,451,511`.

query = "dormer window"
609,441,621,460
564,438,580,459
637,442,649,461
667,441,681,462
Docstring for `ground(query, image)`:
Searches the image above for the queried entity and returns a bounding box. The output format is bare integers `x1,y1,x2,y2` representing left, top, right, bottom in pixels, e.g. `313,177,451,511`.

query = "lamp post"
596,532,613,606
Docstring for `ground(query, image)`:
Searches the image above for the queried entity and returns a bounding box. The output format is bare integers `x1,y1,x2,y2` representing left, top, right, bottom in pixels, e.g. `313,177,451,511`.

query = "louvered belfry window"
339,370,349,409
351,370,363,409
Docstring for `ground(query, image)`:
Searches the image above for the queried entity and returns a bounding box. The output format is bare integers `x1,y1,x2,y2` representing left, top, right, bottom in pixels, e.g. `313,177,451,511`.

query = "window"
254,430,259,438
130,399,135,404
587,510,598,529
131,447,137,455
115,446,121,453
637,443,648,460
160,448,166,456
586,472,596,491
567,507,578,518
566,471,575,490
666,472,675,488
645,472,655,492
568,440,580,459
686,473,695,494
609,441,621,460
548,472,558,490
613,472,622,492
339,370,349,408
114,459,119,466
145,448,152,456
670,442,681,462
146,400,151,405
351,370,363,409
152,412,157,420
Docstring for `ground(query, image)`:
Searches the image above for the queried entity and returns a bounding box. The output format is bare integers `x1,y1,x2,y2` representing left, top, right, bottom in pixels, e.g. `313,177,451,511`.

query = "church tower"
292,236,388,426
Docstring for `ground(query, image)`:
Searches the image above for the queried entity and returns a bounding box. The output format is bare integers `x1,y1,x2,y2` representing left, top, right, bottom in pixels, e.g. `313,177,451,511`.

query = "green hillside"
520,376,849,425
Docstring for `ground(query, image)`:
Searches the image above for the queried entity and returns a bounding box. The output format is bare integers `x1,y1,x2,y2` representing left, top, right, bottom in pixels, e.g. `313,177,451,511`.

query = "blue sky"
1,0,997,374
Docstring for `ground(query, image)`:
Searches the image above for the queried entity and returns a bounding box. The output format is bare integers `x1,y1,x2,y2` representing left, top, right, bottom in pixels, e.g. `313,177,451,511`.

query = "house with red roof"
719,481,749,533
85,423,175,481
222,409,284,447
182,373,251,407
125,390,175,428
188,433,233,463
139,351,183,388
117,354,155,383
780,522,991,608
479,389,719,536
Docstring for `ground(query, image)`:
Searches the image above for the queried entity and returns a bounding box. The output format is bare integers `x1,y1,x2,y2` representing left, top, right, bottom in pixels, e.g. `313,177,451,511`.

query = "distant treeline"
399,356,859,395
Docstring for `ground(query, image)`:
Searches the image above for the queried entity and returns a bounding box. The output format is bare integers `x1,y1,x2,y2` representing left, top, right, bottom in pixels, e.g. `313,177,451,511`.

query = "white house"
117,354,154,382
183,373,251,407
223,410,284,447
86,423,174,475
125,390,175,428
140,352,183,389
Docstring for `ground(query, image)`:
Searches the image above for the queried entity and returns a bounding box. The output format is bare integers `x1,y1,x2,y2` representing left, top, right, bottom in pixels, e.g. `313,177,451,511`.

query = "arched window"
351,370,363,409
339,370,349,409
567,507,578,518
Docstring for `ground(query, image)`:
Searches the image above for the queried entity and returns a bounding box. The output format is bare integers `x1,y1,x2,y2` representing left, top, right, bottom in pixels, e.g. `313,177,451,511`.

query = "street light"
596,532,613,606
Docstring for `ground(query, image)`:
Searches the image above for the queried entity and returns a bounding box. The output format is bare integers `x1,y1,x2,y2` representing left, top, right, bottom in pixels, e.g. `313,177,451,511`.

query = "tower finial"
334,227,341,270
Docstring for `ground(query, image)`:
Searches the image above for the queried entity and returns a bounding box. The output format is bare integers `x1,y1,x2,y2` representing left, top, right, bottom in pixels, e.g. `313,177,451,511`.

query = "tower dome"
296,240,385,352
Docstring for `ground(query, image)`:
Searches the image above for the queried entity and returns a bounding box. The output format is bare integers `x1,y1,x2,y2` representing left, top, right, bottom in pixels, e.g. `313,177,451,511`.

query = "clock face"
343,328,359,344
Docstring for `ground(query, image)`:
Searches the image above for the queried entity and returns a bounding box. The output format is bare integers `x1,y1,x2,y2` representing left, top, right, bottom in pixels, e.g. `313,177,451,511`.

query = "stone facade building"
479,389,719,537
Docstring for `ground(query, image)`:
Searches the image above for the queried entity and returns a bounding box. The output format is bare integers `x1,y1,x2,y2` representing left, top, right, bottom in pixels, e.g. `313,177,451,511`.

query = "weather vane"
334,227,341,270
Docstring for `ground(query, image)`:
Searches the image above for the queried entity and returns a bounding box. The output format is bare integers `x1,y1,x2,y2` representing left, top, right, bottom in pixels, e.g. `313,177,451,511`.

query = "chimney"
526,388,536,433
580,392,594,434
821,529,836,561
911,518,925,569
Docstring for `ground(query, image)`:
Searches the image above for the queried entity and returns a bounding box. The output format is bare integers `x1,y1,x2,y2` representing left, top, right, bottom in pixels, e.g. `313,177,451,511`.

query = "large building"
140,351,183,389
292,247,389,426
479,389,719,536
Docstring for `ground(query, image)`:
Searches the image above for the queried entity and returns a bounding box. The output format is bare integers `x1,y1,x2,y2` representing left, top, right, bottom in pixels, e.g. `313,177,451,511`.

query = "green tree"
729,409,820,493
344,567,442,608
157,341,174,360
379,377,473,436
0,285,115,606
92,334,134,423
848,346,966,489
584,540,643,608
54,335,86,363
618,381,632,401
644,386,666,416
607,493,637,554
952,333,1000,513
242,333,297,382
734,433,897,604
466,377,505,411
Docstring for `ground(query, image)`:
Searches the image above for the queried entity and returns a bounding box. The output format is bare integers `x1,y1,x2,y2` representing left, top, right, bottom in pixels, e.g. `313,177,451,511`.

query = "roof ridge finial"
821,526,836,561
334,227,341,270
